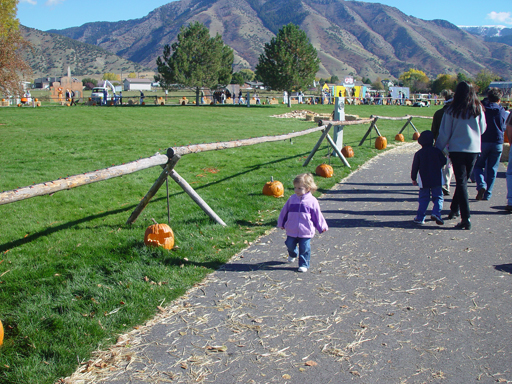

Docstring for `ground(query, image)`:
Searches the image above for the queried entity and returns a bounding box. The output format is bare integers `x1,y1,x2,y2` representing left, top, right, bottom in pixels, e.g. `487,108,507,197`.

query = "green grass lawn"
0,102,436,383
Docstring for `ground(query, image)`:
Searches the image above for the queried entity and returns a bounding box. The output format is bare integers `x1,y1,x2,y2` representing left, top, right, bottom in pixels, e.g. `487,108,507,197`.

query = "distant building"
123,78,153,91
34,77,60,89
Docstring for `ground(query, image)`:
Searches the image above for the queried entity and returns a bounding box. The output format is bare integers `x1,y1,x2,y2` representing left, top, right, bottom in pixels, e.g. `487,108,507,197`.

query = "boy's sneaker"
287,256,296,263
298,266,308,273
430,214,444,225
413,218,425,225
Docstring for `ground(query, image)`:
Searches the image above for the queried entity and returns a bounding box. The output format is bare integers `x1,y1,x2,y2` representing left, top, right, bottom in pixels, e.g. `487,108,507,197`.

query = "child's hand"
412,180,418,186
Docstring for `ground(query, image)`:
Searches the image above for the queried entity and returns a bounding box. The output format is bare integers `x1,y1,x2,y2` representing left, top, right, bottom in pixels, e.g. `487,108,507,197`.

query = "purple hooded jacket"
277,192,328,238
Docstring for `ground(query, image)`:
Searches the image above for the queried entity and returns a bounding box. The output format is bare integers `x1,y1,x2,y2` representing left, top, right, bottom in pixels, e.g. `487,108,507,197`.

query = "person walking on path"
277,173,328,273
435,81,486,230
411,130,447,225
505,112,512,211
431,89,454,196
473,88,508,201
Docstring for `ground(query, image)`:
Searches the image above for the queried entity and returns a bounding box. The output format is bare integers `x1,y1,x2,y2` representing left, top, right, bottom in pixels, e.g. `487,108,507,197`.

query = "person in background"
435,81,486,230
431,89,454,196
505,111,512,211
473,88,508,201
411,130,447,225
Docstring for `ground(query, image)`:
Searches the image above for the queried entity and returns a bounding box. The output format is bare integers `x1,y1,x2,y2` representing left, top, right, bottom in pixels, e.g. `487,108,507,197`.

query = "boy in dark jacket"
473,88,508,201
411,130,447,225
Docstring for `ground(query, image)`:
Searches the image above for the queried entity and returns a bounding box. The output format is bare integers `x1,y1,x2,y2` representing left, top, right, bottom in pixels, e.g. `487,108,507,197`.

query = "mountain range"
24,0,512,81
21,26,150,79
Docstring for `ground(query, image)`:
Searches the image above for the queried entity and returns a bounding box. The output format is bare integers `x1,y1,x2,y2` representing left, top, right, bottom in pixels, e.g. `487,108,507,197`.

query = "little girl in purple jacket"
277,173,328,272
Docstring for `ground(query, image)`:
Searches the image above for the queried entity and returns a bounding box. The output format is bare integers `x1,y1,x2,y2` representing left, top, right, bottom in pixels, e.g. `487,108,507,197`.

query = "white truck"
90,80,116,105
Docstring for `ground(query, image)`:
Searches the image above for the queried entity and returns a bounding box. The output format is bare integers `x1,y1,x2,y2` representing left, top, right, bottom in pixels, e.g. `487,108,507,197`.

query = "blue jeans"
416,187,443,221
285,236,311,269
473,142,503,200
507,148,512,205
449,152,479,220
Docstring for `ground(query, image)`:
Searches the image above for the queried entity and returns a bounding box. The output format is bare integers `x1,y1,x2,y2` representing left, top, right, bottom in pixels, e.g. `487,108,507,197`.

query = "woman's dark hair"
448,81,484,119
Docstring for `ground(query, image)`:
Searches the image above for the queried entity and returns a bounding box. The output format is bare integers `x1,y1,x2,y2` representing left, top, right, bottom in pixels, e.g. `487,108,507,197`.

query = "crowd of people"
411,81,511,230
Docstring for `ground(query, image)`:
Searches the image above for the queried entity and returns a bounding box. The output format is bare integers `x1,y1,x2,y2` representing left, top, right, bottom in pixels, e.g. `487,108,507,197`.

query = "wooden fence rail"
0,115,431,216
0,154,168,206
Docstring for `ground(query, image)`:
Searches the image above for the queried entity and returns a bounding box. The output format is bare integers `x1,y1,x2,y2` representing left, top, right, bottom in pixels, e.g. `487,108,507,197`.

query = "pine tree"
255,24,319,107
155,22,234,105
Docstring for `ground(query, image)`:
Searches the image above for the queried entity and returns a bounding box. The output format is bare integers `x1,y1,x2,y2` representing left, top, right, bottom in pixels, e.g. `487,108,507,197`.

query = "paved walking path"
71,143,512,384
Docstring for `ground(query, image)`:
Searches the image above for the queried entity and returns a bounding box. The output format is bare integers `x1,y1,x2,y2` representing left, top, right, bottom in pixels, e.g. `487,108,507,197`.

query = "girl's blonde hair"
293,173,317,192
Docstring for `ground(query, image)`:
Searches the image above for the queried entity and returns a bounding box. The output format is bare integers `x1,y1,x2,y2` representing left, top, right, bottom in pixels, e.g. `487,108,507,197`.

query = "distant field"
0,103,436,384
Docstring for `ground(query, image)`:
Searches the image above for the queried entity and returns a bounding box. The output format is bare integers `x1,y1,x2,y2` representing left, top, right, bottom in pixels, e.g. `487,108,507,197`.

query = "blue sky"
18,0,512,32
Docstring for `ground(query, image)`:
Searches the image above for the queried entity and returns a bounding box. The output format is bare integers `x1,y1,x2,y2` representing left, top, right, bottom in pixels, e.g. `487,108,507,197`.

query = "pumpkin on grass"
375,136,387,150
144,219,175,250
395,133,405,142
316,163,334,178
262,176,284,198
341,145,354,158
412,131,421,140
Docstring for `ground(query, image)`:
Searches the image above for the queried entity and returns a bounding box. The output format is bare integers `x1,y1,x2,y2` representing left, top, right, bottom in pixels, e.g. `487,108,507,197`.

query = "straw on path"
63,143,512,384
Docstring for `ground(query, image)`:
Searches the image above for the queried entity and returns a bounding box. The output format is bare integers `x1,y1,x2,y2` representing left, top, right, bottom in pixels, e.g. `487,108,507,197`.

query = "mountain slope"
45,0,512,80
20,26,149,79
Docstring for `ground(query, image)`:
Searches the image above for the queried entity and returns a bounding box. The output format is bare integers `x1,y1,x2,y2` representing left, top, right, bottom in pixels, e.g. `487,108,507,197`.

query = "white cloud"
486,11,512,25
45,0,66,5
20,0,37,5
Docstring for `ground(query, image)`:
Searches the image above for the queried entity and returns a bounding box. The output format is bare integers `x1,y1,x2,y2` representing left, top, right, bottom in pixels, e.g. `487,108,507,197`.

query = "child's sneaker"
298,266,308,273
287,256,296,263
413,217,425,225
430,214,444,225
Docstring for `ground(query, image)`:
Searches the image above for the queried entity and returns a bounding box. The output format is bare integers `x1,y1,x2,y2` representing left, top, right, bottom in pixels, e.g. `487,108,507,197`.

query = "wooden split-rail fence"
0,115,432,226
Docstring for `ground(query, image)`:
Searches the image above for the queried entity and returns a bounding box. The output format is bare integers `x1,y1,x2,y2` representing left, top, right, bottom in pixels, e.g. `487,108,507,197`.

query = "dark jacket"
431,103,450,141
411,131,447,188
481,99,507,144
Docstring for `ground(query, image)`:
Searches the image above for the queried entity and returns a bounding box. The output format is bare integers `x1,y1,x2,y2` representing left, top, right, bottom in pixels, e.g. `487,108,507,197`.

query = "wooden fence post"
303,123,331,167
126,155,181,225
359,117,381,146
169,170,227,227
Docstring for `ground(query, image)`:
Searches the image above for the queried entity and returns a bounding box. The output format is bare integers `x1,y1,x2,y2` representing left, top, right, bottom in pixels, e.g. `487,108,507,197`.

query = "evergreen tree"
255,23,319,107
155,22,234,105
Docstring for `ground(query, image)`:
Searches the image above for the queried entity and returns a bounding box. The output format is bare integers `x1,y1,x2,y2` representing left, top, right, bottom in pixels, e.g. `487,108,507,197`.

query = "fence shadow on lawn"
0,205,138,253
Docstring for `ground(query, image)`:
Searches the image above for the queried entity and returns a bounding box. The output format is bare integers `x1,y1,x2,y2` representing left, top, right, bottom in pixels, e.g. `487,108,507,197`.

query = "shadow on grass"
0,205,138,253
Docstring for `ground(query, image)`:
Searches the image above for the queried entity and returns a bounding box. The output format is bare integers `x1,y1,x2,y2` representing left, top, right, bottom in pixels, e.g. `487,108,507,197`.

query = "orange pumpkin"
316,163,334,178
395,133,405,142
141,102,145,106
262,177,284,198
412,131,421,140
34,98,38,102
0,319,3,346
375,136,387,150
20,97,27,103
144,219,175,250
341,145,354,158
